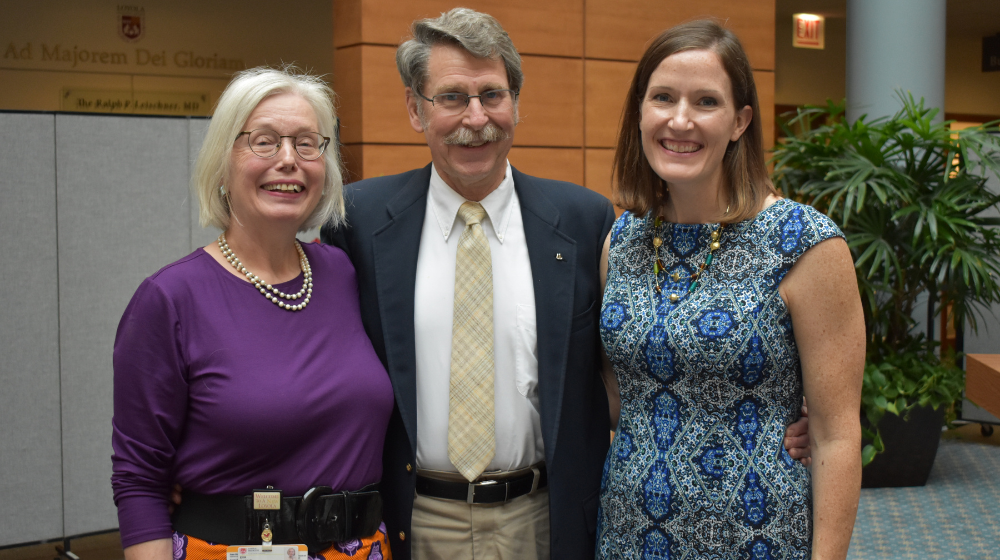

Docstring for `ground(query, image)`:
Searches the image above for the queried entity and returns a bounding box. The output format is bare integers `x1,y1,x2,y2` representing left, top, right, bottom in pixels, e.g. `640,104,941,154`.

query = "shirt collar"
428,162,515,243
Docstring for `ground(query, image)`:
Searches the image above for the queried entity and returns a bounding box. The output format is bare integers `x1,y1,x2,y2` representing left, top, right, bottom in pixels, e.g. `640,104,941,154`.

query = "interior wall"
775,0,1000,118
0,0,333,116
332,0,777,204
946,34,1000,117
774,13,846,106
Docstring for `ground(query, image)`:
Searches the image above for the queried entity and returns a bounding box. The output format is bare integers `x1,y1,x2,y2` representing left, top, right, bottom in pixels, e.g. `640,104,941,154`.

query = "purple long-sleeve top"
111,243,394,548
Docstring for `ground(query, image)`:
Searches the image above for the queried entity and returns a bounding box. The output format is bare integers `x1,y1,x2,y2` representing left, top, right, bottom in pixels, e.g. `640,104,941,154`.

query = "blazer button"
399,531,406,541
406,463,413,473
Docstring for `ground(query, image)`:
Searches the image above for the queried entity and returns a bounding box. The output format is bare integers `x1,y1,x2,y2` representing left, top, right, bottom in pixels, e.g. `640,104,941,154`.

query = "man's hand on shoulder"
168,483,182,514
784,400,812,467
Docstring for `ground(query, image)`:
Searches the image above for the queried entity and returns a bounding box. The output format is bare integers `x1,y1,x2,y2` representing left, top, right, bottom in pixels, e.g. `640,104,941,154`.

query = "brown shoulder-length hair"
612,20,775,223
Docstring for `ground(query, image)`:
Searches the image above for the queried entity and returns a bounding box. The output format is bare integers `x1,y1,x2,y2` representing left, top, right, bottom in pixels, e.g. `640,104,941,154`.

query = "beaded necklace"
651,216,726,304
217,233,314,311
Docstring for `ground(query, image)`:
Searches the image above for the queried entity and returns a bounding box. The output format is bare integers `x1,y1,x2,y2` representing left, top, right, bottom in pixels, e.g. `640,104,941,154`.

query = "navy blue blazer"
321,164,615,559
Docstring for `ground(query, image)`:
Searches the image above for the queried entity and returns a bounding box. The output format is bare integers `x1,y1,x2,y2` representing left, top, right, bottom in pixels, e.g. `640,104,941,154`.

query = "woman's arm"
124,539,172,560
112,280,189,550
600,231,622,431
780,237,865,560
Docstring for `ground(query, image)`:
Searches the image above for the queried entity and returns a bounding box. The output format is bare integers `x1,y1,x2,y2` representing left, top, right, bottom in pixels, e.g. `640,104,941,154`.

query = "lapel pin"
555,253,564,261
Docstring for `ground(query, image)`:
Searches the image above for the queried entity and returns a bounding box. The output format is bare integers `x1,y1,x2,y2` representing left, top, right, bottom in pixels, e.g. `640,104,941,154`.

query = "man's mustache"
443,123,510,146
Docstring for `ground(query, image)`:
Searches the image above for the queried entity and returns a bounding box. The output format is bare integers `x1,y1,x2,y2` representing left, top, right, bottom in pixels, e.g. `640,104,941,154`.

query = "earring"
219,185,226,197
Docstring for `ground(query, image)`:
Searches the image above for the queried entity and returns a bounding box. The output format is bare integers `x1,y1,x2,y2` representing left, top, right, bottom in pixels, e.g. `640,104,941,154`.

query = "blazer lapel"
372,165,432,454
512,168,577,465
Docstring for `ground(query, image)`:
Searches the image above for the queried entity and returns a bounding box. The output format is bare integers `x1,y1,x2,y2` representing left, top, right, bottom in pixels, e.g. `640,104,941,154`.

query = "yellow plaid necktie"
448,201,496,481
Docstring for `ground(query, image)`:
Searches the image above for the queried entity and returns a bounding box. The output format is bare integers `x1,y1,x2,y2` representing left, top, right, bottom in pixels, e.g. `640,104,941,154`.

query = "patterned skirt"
172,526,392,560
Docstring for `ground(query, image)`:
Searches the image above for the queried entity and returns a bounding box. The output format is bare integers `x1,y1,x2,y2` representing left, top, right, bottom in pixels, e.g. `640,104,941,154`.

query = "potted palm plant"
771,94,1000,486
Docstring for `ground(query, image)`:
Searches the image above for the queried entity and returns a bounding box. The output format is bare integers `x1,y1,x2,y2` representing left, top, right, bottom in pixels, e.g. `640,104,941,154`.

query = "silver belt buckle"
467,479,501,504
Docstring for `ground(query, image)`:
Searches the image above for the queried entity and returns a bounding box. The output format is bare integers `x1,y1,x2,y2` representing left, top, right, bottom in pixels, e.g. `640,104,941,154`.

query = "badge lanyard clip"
253,486,282,551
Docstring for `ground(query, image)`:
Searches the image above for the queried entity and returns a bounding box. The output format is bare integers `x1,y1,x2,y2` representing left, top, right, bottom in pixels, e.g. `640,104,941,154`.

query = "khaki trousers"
411,487,550,560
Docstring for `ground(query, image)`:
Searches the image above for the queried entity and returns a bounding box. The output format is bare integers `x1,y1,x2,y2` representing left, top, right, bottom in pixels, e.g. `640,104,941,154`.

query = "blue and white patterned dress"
597,199,843,560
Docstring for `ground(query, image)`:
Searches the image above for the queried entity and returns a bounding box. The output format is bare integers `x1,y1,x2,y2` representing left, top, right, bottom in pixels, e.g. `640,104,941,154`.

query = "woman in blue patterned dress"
596,21,865,560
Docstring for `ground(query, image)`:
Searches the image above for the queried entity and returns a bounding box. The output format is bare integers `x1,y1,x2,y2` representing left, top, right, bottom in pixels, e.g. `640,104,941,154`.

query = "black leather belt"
415,464,547,504
171,484,382,553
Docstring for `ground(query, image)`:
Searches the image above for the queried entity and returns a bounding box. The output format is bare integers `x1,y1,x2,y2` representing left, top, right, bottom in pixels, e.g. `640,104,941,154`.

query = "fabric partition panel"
188,118,219,251
55,114,194,537
0,113,64,546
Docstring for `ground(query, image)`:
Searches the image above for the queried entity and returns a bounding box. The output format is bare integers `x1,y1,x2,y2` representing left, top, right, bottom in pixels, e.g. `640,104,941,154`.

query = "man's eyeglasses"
416,89,519,114
235,129,331,160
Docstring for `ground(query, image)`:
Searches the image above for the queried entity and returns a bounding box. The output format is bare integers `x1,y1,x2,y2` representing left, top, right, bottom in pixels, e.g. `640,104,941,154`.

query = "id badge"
227,545,308,560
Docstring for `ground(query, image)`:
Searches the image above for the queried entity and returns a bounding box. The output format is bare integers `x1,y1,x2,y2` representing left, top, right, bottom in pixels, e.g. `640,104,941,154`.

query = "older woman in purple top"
111,67,394,560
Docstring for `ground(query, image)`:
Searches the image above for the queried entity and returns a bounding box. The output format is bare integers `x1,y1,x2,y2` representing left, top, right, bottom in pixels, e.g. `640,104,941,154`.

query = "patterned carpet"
848,432,1000,560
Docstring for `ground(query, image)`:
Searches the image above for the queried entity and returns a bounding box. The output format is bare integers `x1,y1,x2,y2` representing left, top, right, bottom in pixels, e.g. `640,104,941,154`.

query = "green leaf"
872,370,887,387
862,445,877,466
895,397,908,413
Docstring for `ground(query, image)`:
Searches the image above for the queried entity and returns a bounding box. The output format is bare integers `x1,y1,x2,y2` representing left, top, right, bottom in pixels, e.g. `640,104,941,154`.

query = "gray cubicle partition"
0,111,212,547
1,113,64,546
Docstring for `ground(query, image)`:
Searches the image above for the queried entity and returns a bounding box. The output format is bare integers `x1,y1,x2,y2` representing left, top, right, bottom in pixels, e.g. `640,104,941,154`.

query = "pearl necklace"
217,233,313,311
652,217,726,304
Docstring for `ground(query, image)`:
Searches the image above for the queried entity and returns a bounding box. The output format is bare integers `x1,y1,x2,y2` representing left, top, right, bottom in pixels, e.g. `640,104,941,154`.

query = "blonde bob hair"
194,65,345,232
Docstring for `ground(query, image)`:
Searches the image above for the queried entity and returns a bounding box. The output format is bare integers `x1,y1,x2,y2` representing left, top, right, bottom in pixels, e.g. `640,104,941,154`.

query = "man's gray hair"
396,8,524,95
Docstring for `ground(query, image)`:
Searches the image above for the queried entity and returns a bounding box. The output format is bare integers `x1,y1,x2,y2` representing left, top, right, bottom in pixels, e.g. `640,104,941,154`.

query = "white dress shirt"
413,162,545,473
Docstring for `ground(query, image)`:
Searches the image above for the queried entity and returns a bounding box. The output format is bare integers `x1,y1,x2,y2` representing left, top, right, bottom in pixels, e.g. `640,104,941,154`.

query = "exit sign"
793,13,825,50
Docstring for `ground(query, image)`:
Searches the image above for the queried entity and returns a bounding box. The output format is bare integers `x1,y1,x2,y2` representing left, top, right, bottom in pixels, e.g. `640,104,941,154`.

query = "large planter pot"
861,405,945,488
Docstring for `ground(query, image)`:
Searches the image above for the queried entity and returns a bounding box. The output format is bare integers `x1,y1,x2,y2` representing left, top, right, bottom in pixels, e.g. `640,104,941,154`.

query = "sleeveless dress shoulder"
597,199,843,559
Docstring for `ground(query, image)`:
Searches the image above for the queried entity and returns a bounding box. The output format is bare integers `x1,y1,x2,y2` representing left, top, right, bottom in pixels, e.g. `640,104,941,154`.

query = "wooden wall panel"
585,148,616,205
343,144,433,181
332,46,363,144
585,0,775,70
336,0,776,191
344,145,584,186
585,60,635,148
509,147,584,186
335,0,584,57
344,45,414,145
755,70,775,151
333,0,363,49
340,143,364,183
515,56,584,148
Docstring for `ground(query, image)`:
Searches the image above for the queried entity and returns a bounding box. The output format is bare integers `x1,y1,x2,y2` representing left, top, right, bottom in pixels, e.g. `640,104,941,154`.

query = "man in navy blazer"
322,8,614,559
321,7,812,560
